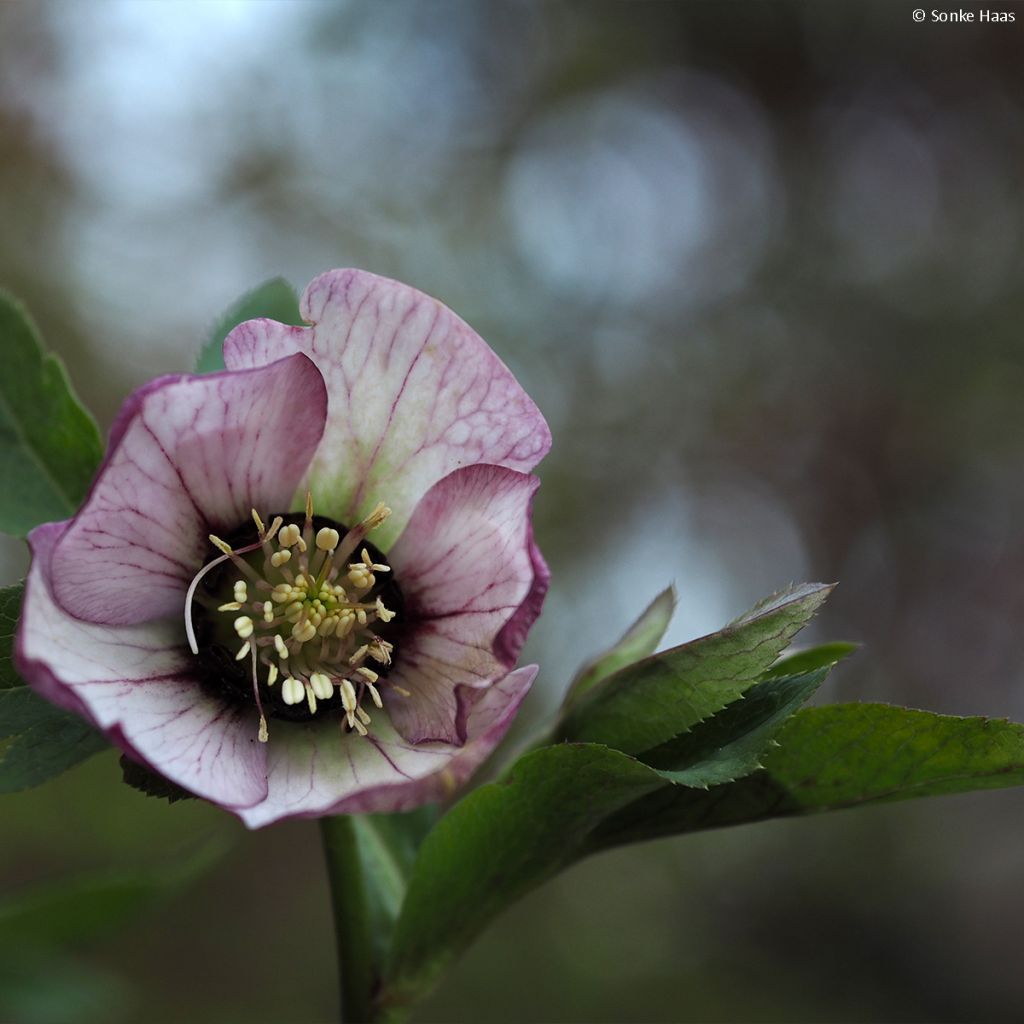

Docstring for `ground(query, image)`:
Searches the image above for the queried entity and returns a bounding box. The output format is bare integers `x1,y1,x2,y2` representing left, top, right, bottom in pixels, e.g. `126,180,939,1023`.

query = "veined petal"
16,522,268,808
384,465,548,744
52,354,327,625
495,525,550,666
236,665,537,828
222,269,551,550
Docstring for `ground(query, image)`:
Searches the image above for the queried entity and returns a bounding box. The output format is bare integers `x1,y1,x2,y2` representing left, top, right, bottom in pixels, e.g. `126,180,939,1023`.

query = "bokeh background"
2,0,1024,1020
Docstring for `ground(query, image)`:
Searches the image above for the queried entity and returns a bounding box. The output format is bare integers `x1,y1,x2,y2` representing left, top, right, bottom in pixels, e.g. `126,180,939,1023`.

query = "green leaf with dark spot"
560,582,833,754
196,277,304,373
562,586,676,709
383,744,665,1011
0,292,103,537
0,582,108,791
764,641,858,679
642,669,828,787
591,704,1024,851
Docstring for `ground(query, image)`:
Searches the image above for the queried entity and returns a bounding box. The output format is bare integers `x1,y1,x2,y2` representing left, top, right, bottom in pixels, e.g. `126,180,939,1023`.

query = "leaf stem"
320,815,376,1023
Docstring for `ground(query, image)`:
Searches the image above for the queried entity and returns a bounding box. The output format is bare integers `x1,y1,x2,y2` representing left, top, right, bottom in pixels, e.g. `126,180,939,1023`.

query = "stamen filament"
183,537,265,655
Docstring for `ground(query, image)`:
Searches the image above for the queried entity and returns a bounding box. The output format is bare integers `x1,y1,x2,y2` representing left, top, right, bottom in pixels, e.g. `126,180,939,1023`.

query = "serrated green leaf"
763,641,858,679
0,292,103,537
562,586,676,709
591,704,1024,851
196,277,303,373
0,686,62,740
0,581,108,790
0,714,109,794
560,582,833,754
642,668,828,787
119,755,194,804
383,744,665,1011
0,583,23,691
384,663,825,1008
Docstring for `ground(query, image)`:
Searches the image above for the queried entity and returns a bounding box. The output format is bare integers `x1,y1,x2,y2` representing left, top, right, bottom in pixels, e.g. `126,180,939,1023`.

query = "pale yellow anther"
233,581,248,601
274,634,289,659
349,644,369,665
305,490,314,520
375,598,396,623
369,638,393,665
318,616,338,637
258,715,269,743
235,641,251,661
356,666,379,683
316,527,340,551
251,509,266,536
347,565,374,590
310,672,334,701
336,611,355,637
271,550,291,568
265,516,283,543
305,684,318,715
361,503,391,531
262,602,274,623
353,718,368,736
217,601,242,612
234,616,254,639
267,663,279,686
209,534,233,555
278,524,301,548
292,620,317,644
367,682,383,708
340,679,357,713
356,609,367,626
281,676,304,705
360,548,390,573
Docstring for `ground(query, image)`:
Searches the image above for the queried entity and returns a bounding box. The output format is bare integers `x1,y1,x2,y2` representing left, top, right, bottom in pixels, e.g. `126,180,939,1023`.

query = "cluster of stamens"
185,494,403,745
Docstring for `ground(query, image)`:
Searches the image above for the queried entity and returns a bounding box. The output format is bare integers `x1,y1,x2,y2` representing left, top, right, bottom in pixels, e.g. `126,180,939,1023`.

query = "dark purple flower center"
186,501,403,739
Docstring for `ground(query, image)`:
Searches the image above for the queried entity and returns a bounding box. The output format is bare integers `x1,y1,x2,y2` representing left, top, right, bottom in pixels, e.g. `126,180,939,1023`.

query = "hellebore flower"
15,269,550,827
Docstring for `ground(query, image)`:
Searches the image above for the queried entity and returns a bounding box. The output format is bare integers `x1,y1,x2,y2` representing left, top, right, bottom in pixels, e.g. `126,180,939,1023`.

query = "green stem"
320,815,376,1023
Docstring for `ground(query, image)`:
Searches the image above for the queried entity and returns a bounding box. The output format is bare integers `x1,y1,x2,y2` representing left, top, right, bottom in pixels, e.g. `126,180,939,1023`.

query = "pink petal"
236,665,537,828
16,522,268,808
52,354,327,626
383,465,548,744
495,525,550,666
222,269,551,550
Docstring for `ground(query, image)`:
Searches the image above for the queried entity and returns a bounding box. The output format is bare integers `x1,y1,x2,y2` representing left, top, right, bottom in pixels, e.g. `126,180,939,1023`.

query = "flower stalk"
320,814,377,1023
